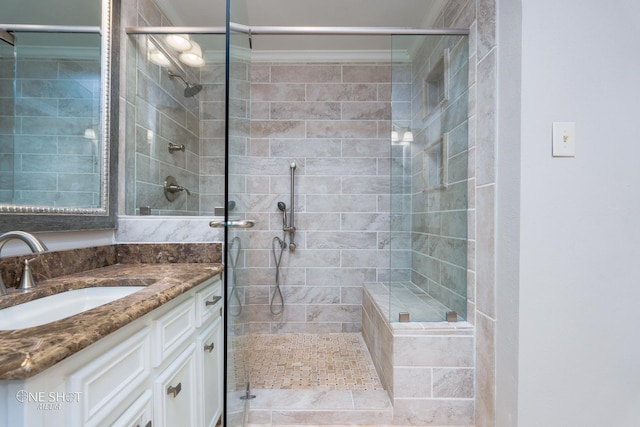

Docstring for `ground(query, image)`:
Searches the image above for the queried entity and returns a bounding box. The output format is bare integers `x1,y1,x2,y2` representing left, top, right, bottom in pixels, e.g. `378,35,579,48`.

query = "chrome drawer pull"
205,296,222,307
204,342,215,353
167,382,182,398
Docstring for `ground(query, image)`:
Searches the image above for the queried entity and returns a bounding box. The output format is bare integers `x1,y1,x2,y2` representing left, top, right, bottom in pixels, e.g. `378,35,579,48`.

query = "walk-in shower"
125,0,471,424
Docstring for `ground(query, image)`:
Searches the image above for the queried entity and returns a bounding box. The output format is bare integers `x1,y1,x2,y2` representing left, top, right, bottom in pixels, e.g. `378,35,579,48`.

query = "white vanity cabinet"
0,274,223,427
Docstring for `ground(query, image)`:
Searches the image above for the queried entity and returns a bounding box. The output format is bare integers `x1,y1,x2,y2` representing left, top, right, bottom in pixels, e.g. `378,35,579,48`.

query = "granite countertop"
0,262,223,380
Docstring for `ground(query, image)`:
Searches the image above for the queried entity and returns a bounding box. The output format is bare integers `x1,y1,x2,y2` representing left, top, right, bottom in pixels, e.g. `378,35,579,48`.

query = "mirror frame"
0,0,120,233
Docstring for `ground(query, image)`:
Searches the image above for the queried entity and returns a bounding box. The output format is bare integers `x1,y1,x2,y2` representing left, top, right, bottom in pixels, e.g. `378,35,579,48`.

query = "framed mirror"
0,0,119,232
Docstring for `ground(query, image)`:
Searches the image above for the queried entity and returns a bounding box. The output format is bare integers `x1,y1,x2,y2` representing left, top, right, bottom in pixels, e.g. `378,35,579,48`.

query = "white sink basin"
0,286,145,330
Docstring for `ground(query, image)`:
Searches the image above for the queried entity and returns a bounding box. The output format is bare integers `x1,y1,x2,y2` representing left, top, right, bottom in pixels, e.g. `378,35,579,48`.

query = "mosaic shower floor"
246,333,383,391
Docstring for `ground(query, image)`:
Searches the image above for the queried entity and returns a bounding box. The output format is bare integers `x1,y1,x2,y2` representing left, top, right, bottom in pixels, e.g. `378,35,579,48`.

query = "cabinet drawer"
68,328,150,426
195,277,222,327
152,297,195,367
154,344,198,427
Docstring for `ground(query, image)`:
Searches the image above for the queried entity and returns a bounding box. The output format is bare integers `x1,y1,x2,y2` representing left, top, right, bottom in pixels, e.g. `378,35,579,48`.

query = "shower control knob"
168,142,185,153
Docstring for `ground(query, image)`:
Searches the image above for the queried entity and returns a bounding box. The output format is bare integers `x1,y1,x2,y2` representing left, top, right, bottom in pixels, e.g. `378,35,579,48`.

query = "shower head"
168,70,202,97
277,201,287,228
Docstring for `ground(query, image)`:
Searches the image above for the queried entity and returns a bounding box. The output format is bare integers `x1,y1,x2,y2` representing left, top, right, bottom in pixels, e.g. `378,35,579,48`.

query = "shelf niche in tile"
423,48,450,120
423,133,448,192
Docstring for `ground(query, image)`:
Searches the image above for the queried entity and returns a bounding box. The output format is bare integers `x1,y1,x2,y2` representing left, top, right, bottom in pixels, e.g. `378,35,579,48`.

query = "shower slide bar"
125,24,469,36
284,162,297,251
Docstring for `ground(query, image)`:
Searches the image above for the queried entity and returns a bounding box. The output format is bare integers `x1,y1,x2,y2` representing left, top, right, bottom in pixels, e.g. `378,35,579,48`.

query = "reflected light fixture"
179,41,205,67
391,124,413,145
149,49,171,67
165,34,192,51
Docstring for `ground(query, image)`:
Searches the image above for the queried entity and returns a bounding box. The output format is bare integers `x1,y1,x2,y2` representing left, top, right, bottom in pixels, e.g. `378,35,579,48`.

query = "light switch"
552,122,576,157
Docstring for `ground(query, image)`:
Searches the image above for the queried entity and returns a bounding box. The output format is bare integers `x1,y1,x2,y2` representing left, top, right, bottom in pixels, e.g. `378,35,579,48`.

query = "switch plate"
552,122,576,157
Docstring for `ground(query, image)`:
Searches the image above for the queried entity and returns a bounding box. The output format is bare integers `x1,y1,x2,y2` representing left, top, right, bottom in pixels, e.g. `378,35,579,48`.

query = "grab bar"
209,219,255,228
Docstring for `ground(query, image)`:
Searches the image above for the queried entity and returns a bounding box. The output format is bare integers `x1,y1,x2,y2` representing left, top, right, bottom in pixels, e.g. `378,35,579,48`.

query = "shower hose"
270,236,286,315
227,236,242,316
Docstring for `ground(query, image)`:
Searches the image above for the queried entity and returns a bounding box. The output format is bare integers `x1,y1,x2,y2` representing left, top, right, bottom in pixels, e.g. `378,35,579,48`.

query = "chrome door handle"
209,219,256,228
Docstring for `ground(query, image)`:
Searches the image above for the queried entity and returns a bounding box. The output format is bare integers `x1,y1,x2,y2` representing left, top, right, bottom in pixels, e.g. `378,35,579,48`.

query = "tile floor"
247,333,383,391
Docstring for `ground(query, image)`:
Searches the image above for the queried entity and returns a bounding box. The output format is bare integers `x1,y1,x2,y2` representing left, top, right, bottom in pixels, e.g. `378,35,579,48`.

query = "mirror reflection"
0,0,110,217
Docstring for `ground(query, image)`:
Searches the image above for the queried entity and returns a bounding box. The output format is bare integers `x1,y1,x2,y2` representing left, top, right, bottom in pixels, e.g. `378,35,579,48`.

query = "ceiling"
3,0,448,55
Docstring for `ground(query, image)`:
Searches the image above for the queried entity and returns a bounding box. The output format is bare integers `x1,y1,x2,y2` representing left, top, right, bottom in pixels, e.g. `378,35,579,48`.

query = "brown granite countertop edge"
0,263,224,380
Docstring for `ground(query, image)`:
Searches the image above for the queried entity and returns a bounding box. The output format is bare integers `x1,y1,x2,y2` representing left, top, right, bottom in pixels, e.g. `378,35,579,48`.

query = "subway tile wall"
232,61,394,334
0,54,101,207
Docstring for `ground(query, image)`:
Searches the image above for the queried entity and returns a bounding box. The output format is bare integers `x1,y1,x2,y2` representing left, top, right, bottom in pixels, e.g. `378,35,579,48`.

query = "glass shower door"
224,0,253,425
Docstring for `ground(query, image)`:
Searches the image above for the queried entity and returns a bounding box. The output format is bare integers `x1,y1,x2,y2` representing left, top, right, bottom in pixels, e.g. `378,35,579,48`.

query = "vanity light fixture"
178,41,205,67
165,33,192,51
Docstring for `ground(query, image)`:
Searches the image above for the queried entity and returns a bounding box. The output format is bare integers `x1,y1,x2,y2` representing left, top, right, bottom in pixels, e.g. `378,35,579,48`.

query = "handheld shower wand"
277,201,287,230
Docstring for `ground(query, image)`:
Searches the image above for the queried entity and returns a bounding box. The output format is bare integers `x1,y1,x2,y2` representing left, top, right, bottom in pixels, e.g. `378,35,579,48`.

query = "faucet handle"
18,258,38,291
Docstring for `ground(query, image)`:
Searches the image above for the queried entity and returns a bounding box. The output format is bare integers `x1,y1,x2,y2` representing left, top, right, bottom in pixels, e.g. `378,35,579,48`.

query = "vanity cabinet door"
68,328,150,427
151,297,196,367
153,344,198,427
110,390,153,427
197,316,223,427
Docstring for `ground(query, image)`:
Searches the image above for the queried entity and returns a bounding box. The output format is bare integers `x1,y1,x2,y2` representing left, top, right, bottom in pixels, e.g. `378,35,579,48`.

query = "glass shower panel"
389,34,469,322
226,1,252,426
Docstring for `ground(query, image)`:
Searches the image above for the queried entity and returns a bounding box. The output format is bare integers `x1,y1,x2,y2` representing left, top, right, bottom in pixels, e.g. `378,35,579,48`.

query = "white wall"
506,0,640,425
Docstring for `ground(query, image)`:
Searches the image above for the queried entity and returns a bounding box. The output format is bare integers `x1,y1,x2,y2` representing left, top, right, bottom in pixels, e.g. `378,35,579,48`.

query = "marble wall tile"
393,398,474,426
270,64,342,83
306,120,379,139
251,83,306,102
393,367,433,398
306,83,377,102
476,312,495,427
476,184,495,318
306,231,377,250
394,335,474,367
306,304,362,323
270,102,341,120
476,49,497,186
477,0,496,61
342,65,391,83
433,368,475,398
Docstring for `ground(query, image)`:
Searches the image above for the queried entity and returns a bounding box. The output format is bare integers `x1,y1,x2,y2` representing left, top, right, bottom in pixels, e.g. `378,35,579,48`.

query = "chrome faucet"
0,231,48,295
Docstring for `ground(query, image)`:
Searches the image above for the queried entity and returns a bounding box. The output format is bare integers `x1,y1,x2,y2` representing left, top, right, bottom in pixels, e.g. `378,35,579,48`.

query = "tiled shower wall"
436,0,498,425
239,61,393,334
0,54,101,207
